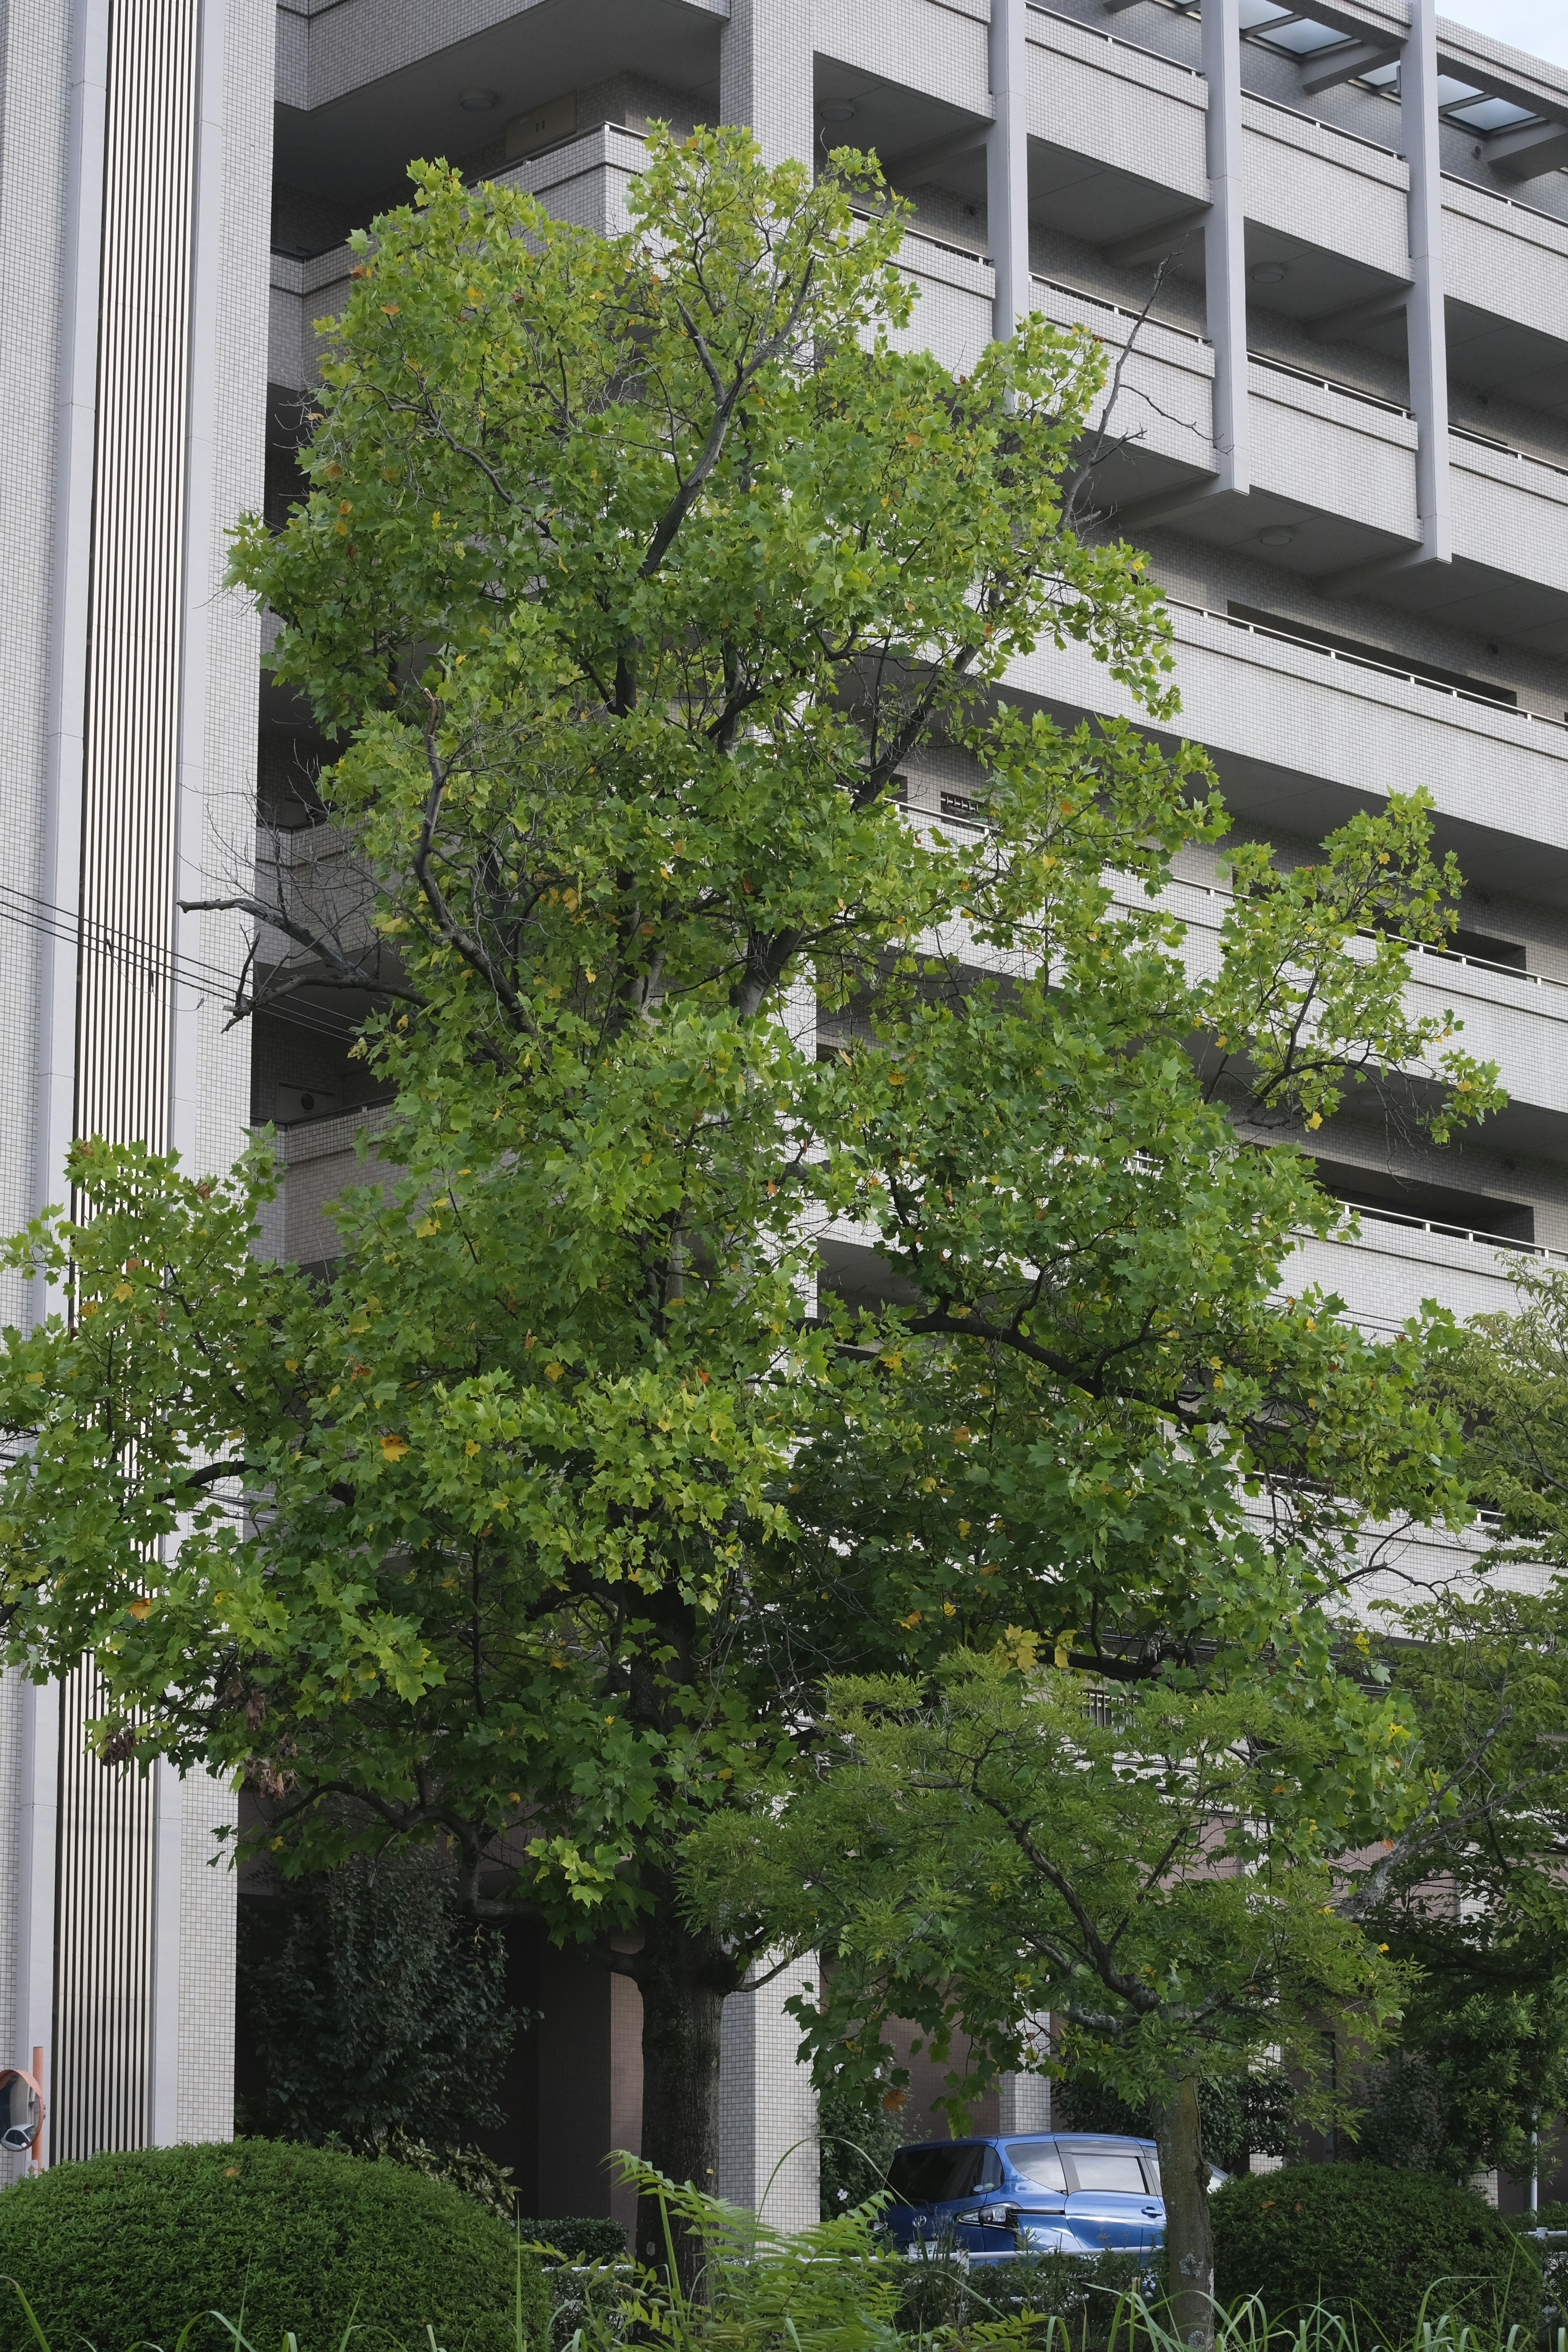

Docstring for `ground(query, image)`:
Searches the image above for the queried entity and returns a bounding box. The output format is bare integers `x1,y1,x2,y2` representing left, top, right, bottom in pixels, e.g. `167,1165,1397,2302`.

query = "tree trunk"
1154,2076,1214,2351
630,1912,740,2295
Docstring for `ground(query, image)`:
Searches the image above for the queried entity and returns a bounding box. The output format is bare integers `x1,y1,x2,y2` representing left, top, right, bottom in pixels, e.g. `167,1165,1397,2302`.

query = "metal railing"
1247,350,1412,418
1329,1200,1568,1264
1171,599,1568,733
1033,272,1211,347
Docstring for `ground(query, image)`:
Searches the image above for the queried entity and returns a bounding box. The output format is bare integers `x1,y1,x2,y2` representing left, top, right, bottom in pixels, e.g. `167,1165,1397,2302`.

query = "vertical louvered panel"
74,0,201,1154
53,1664,156,2161
55,0,205,2161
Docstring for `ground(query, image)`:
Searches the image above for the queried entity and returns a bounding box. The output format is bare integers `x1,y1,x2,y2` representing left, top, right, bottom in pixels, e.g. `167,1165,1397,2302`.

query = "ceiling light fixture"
1251,262,1287,285
1258,525,1297,547
458,87,500,111
821,102,858,123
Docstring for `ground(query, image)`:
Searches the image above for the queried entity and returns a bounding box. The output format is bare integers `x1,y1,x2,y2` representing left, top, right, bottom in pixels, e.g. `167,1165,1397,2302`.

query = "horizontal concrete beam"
1307,286,1410,342
1488,118,1568,183
1101,207,1209,269
1299,38,1399,95
883,122,991,183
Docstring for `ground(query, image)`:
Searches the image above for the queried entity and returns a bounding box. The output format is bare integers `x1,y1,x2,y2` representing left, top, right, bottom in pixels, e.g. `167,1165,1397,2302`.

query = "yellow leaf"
114,1281,133,1301
81,1301,98,1318
128,1598,152,1620
544,1362,564,1381
24,1373,42,1387
416,1218,440,1236
466,1440,480,1457
285,1359,298,1372
381,1432,410,1461
380,302,399,315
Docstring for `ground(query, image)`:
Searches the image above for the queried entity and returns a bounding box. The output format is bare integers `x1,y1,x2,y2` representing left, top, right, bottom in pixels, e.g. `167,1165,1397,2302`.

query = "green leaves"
0,131,1512,2083
685,1650,1409,2129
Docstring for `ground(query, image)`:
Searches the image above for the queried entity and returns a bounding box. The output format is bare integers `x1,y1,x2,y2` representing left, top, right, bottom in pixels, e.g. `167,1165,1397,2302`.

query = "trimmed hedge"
0,2138,553,2352
1212,2163,1542,2341
514,2216,627,2267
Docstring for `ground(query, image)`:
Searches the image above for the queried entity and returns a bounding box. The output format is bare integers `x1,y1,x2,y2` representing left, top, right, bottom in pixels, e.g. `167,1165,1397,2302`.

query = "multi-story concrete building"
2,0,1566,2214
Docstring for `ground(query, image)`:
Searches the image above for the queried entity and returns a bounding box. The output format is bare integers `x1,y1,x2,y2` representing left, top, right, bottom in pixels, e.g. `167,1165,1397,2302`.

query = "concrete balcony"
1025,7,1208,239
270,124,652,387
1285,1216,1537,1332
1241,91,1410,286
1443,171,1568,388
1012,600,1568,886
254,1102,398,1270
819,0,991,118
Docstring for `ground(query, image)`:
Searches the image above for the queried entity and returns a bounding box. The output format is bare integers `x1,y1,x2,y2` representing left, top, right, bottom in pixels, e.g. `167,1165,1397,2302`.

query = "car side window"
1004,2141,1068,2192
1064,2151,1149,2194
977,2146,1004,2190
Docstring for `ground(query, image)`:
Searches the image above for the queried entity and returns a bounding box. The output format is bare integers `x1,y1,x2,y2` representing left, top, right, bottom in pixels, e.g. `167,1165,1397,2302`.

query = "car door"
948,2144,1012,2257
884,2141,999,2252
1059,2142,1163,2251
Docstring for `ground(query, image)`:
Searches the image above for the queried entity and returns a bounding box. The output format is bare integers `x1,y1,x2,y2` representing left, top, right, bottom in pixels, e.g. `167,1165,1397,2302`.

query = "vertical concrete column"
1200,0,1249,494
718,1954,820,2232
147,1760,184,2147
13,1682,58,2168
997,2071,1052,2133
1401,0,1451,564
720,0,815,168
997,2013,1051,2132
987,0,1031,342
37,0,110,1269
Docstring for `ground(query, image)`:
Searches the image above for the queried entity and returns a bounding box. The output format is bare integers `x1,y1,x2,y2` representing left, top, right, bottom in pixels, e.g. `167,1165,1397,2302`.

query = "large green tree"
0,130,1501,2270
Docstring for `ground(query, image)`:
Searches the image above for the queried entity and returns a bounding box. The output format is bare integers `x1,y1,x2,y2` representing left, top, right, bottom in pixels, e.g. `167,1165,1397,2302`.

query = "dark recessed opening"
1227,603,1517,708
1308,1156,1534,1247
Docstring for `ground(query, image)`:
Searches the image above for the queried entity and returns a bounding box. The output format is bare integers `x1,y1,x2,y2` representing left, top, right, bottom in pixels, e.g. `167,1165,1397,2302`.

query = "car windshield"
1065,2150,1150,2194
886,2145,989,2205
1005,2142,1068,2192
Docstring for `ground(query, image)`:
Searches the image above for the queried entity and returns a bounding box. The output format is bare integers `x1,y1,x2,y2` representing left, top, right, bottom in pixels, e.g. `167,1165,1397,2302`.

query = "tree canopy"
0,130,1511,2279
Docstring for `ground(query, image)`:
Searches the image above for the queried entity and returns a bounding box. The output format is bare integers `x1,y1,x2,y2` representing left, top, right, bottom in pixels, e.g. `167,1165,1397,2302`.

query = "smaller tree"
687,1648,1421,2348
1357,1567,1568,2186
241,1847,524,2148
1057,2068,1298,2177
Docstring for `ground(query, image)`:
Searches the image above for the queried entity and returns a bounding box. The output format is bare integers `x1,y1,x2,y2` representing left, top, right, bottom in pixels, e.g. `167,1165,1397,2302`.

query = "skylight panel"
1442,94,1540,131
1260,18,1348,54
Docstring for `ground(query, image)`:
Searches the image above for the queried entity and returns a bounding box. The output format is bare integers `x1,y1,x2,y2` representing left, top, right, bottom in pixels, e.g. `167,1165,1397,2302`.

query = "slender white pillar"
720,0,815,168
988,0,1031,342
36,0,110,1277
13,1682,58,2165
147,1760,185,2146
1200,0,1249,495
1401,0,1451,565
170,0,233,1176
718,1955,820,2232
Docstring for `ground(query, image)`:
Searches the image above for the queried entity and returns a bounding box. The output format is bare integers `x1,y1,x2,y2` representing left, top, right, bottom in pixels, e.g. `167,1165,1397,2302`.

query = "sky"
1439,0,1568,69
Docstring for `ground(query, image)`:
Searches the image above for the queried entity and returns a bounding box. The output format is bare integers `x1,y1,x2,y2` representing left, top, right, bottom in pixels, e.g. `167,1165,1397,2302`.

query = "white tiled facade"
7,0,1568,2199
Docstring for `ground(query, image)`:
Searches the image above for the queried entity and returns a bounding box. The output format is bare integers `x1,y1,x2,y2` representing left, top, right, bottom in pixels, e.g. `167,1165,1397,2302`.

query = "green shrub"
816,2075,909,2221
514,2216,627,2267
895,2241,1145,2348
0,2137,553,2352
1212,2161,1542,2343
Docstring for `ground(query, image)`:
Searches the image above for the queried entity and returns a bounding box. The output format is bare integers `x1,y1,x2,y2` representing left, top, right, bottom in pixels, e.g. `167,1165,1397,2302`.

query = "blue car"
881,2132,1209,2265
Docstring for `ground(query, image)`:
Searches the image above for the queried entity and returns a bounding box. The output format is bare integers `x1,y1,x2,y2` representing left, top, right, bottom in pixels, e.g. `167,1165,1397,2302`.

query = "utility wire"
0,882,363,1043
